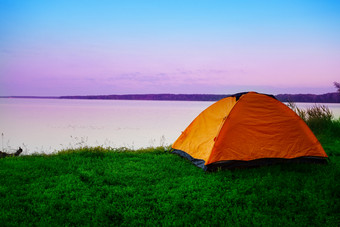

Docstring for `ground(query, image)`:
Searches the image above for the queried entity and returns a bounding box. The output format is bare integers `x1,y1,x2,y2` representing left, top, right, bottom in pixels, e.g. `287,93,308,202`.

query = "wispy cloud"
102,68,248,89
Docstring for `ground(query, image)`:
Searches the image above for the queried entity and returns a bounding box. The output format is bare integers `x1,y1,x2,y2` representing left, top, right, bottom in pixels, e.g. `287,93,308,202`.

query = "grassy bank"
1,142,339,226
1,112,340,225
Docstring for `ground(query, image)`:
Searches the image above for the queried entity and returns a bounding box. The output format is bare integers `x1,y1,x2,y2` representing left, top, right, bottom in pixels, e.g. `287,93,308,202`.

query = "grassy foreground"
1,116,340,226
1,145,339,226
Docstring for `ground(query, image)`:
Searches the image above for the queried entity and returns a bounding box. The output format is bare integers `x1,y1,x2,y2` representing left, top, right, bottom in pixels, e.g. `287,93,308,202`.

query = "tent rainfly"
172,92,328,171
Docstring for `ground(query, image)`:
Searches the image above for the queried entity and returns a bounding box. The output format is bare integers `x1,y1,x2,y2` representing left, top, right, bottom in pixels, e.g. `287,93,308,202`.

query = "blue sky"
1,0,340,96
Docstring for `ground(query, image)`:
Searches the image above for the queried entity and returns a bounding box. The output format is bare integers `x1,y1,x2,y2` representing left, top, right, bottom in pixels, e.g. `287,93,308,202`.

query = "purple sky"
1,0,340,96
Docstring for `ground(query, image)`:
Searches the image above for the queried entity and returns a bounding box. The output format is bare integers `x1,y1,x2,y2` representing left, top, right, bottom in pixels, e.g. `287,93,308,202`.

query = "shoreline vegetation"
0,103,339,225
0,92,340,103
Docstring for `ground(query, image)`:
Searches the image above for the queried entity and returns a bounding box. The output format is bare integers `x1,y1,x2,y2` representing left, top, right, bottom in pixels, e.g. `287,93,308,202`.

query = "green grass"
1,142,339,226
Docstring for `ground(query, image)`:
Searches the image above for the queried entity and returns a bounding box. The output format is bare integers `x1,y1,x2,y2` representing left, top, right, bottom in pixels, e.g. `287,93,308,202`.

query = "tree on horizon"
334,82,340,94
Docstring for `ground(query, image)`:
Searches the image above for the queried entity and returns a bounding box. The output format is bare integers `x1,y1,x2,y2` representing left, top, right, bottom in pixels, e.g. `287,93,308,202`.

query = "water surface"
0,99,212,154
1,98,339,155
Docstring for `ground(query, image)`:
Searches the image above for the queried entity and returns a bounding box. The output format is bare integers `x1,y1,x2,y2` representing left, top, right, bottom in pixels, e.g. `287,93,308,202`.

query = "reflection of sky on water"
0,99,212,154
1,99,339,155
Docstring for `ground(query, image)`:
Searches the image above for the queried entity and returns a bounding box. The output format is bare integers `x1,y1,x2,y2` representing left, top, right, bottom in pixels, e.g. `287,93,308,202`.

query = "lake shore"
1,110,339,225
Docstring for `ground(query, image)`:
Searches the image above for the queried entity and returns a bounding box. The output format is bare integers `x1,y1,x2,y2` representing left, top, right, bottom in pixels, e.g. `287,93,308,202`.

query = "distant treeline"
59,92,340,103
60,94,227,101
1,92,339,103
275,92,340,103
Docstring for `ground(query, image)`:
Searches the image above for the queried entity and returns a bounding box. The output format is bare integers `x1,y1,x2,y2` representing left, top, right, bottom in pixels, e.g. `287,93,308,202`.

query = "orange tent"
172,92,328,170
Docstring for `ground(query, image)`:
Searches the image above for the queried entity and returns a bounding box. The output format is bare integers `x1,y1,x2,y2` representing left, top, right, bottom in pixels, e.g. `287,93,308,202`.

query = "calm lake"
1,98,340,155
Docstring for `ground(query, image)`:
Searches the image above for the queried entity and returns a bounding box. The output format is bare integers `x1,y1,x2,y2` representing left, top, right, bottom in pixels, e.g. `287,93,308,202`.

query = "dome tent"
172,92,328,171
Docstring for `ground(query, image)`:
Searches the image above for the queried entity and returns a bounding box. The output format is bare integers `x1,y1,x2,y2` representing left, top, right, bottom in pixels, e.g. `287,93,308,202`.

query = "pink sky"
1,0,340,96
